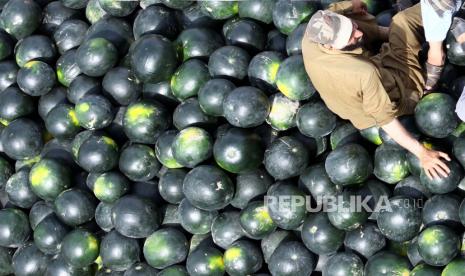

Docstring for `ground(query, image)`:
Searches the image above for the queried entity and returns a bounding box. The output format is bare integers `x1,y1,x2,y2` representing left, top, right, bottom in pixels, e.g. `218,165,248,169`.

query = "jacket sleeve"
361,70,397,127
327,1,354,14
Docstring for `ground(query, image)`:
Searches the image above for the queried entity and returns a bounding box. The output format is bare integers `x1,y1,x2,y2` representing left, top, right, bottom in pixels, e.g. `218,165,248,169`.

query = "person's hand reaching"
418,147,451,180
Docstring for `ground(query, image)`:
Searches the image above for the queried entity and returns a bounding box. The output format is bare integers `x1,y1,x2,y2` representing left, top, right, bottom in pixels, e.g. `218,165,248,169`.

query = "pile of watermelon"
0,0,465,275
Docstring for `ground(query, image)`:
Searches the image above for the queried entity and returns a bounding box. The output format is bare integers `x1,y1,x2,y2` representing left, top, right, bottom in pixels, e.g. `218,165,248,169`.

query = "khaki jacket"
302,2,424,129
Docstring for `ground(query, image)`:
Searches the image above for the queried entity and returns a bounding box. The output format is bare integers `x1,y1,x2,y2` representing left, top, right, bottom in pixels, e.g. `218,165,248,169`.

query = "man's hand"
418,147,451,180
352,0,367,14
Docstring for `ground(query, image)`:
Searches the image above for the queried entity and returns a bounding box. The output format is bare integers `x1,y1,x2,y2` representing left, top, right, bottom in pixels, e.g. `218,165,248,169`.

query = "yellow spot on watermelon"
208,255,224,271
87,235,99,251
24,60,39,70
76,102,90,113
22,155,41,167
57,68,65,84
0,118,9,126
68,110,79,126
30,165,50,187
95,255,103,269
224,247,242,261
268,62,280,83
180,127,204,141
102,136,117,149
126,104,155,124
254,206,273,224
421,228,440,245
93,177,108,198
276,80,293,99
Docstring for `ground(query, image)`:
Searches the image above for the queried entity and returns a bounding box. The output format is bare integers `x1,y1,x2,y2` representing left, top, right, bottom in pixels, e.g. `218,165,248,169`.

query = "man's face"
347,21,364,46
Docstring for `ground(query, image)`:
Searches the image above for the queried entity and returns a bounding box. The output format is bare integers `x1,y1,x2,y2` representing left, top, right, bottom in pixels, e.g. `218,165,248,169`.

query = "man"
301,1,451,179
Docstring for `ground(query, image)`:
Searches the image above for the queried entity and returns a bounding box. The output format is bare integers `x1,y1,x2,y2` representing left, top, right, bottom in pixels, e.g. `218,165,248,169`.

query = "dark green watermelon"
1,118,43,160
84,16,133,55
0,60,18,92
453,137,465,168
130,34,178,83
264,136,309,180
0,0,42,39
213,127,263,173
76,37,118,77
178,198,217,234
15,35,57,68
301,212,345,254
85,0,107,24
171,59,210,100
417,225,460,266
0,155,12,189
276,55,315,101
0,86,34,121
157,265,188,276
38,87,68,120
231,169,272,209
111,195,160,238
53,19,89,54
28,201,54,230
103,67,141,106
143,227,188,269
41,1,80,35
423,194,461,227
208,46,250,80
56,49,81,87
198,78,235,116
5,169,38,208
330,121,363,149
223,18,265,52
238,0,275,24
175,28,223,62
124,262,159,276
95,201,115,232
211,211,244,249
183,165,234,210
0,31,13,61
240,200,276,239
186,244,225,276
272,0,315,35
33,214,69,255
266,29,287,53
442,258,465,276
0,208,31,248
323,252,364,276
68,75,101,104
0,247,13,275
199,0,238,19
325,143,373,186
45,256,94,276
11,243,48,275
364,251,411,276
16,60,55,97
410,263,442,275
344,222,386,258
155,130,183,169
119,144,160,182
77,134,119,173
173,98,217,130
248,51,284,93
327,190,369,231
358,179,392,220
98,0,137,17
158,168,186,204
360,125,383,145
377,196,422,242
176,3,219,29
414,93,459,138
75,95,114,130
100,230,140,271
223,86,270,128
420,159,463,194
267,182,307,230
394,175,431,199
45,104,81,139
172,126,213,168
54,188,96,226
260,230,294,264
374,144,409,184
29,158,71,201
296,100,337,138
268,241,315,276
286,23,306,56
143,81,180,107
61,229,100,268
224,240,263,275
299,163,342,200
446,31,465,66
123,100,171,144
133,5,178,40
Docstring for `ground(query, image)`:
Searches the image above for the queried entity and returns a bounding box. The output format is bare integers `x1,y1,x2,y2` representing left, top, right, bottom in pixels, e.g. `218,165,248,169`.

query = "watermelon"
29,158,71,201
240,200,276,239
134,5,178,40
0,86,34,121
453,137,465,168
374,144,409,184
238,0,275,24
417,225,460,266
323,252,364,276
186,244,225,276
272,0,316,35
0,60,18,92
103,67,141,106
33,214,69,255
76,37,118,77
68,75,100,104
143,81,179,107
344,222,386,258
98,0,137,17
172,126,213,168
264,136,309,180
155,131,183,169
296,100,337,138
266,93,299,131
248,51,284,93
28,201,54,230
360,125,383,145
224,240,263,275
267,182,307,230
54,188,96,226
15,35,56,68
423,194,461,227
261,230,294,264
420,159,463,194
158,168,186,204
111,195,160,238
276,55,316,101
124,263,159,276
377,196,422,242
175,28,224,62
223,86,270,128
45,256,93,276
446,31,465,66
176,4,219,29
1,118,43,160
183,165,234,211
223,18,265,52
330,121,363,149
327,190,369,231
442,258,465,276
45,104,81,139
268,241,315,276
211,211,244,249
364,251,411,276
415,93,459,138
143,228,188,269
5,169,38,208
325,143,373,186
17,60,56,96
299,163,342,200
38,87,67,120
266,29,287,53
286,23,307,56
198,78,235,116
95,202,115,232
53,19,89,54
75,95,114,130
0,155,12,189
171,59,210,101
0,0,42,39
178,199,217,235
11,243,48,275
0,208,31,248
231,169,272,209
100,230,140,271
394,175,431,199
208,46,250,80
199,0,238,20
301,212,345,254
173,98,217,130
0,247,13,276
56,49,81,87
77,134,119,173
61,229,100,268
0,31,13,61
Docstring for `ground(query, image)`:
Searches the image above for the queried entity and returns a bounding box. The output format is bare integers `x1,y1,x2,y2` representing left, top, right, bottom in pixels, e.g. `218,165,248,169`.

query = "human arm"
381,119,451,179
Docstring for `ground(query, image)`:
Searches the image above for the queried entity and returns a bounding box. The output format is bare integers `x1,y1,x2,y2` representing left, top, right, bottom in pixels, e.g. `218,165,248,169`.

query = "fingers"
438,151,451,161
435,159,450,174
428,167,439,180
433,163,449,178
425,168,433,181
